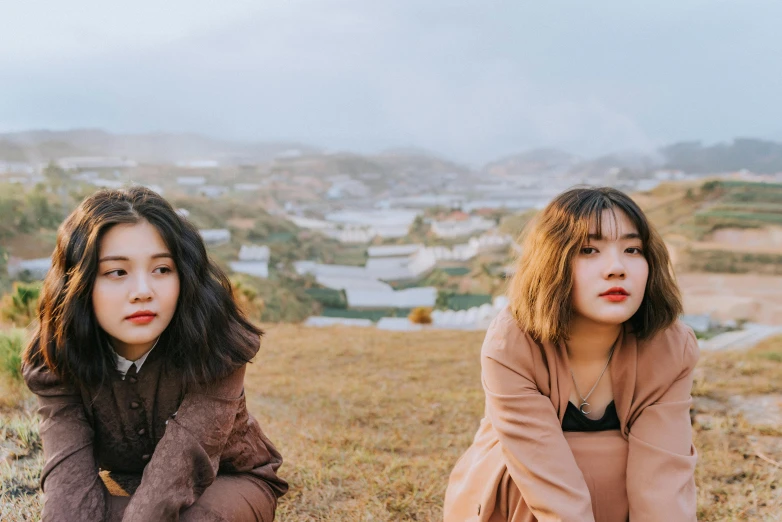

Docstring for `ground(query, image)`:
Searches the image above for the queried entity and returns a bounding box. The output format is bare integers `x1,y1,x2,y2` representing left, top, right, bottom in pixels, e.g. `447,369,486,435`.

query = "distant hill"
661,138,782,174
0,129,320,164
488,138,782,178
5,129,782,176
483,148,578,177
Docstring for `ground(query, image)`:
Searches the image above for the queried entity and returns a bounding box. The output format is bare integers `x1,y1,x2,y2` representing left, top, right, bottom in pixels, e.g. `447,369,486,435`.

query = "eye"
105,269,127,277
580,246,598,255
154,266,174,274
626,247,644,255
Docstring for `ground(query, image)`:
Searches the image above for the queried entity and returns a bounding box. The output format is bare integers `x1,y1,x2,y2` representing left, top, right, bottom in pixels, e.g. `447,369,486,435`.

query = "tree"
43,161,70,215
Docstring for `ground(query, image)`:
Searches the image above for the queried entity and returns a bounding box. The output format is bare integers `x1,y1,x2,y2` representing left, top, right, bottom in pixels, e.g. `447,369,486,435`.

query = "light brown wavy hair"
507,186,682,343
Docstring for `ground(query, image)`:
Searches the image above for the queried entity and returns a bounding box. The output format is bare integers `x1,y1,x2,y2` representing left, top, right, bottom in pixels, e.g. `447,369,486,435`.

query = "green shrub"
0,329,26,382
446,293,492,310
305,288,348,309
0,282,41,327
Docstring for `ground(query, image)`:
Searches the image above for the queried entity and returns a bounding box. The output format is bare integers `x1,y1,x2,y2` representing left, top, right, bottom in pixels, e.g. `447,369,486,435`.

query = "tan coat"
444,308,699,522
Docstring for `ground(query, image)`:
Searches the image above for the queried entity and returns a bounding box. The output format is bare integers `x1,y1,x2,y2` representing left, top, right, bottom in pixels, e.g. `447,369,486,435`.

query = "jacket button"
137,428,146,436
141,454,150,461
128,376,138,384
130,401,140,409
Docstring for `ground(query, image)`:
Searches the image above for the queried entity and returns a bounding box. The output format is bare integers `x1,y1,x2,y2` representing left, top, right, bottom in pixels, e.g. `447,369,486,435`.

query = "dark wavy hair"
23,186,262,388
507,186,682,343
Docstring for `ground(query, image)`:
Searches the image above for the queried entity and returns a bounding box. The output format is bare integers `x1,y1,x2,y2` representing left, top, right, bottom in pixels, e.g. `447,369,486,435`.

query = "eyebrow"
587,233,642,241
98,253,174,263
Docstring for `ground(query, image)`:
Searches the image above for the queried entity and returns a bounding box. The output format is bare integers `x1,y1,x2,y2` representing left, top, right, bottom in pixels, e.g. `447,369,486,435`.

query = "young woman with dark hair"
22,186,287,521
444,187,698,522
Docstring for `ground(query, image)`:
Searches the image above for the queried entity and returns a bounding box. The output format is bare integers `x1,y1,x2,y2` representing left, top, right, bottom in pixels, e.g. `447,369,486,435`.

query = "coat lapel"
542,338,572,424
610,325,637,439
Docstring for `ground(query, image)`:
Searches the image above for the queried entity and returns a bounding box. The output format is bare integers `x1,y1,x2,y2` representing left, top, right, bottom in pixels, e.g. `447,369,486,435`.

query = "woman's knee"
180,475,276,522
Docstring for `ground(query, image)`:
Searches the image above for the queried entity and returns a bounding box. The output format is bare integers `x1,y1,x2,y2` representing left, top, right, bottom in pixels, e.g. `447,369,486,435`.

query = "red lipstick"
126,310,157,324
599,287,629,303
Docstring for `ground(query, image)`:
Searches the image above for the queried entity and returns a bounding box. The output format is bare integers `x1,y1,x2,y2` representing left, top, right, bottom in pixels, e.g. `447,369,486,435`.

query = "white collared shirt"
110,338,160,379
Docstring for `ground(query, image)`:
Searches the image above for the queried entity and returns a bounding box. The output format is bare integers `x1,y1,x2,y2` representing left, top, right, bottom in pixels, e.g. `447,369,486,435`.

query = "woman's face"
570,208,649,328
92,219,180,357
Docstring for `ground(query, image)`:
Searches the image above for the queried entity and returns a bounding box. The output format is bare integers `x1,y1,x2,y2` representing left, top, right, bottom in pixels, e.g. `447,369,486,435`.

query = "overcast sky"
0,0,780,163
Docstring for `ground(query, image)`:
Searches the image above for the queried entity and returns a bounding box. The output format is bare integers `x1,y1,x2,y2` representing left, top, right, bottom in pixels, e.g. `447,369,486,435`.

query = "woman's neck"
566,316,622,363
110,337,159,362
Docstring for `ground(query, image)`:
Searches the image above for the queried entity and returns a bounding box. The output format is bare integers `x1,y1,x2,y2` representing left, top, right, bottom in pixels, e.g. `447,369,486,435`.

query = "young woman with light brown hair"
444,187,698,522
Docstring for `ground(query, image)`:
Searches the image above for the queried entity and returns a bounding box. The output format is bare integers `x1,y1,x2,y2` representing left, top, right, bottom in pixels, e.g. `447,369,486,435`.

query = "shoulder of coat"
636,319,698,374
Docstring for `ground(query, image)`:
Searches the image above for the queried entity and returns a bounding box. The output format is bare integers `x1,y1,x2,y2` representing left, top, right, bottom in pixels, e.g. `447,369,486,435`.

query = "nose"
604,249,626,280
130,273,154,302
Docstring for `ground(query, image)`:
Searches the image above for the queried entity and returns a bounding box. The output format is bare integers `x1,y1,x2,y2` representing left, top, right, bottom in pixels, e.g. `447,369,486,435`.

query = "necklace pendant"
579,402,592,415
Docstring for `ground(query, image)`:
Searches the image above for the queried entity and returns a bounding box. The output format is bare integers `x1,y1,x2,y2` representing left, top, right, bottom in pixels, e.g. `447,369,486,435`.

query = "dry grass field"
2,325,781,521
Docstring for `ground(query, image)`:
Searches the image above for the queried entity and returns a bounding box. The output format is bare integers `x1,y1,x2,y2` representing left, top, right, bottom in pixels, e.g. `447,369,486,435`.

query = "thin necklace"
569,344,616,416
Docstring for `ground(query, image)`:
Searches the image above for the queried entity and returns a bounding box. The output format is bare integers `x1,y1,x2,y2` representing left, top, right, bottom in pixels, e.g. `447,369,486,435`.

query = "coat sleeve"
481,312,596,522
120,364,249,522
22,361,109,522
626,327,699,522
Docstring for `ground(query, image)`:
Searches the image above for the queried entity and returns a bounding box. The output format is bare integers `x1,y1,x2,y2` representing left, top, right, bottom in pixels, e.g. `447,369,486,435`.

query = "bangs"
579,195,650,244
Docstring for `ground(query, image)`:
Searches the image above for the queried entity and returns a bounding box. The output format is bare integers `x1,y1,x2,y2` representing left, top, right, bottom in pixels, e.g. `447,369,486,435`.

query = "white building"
293,261,393,291
316,276,393,292
373,225,412,239
430,216,496,238
346,287,437,309
0,162,34,174
325,209,419,228
367,244,423,257
680,314,718,334
229,261,269,279
234,183,261,192
89,179,124,189
238,245,270,261
287,215,334,231
199,229,231,246
176,160,219,169
380,194,467,210
294,261,367,279
177,176,207,186
365,255,435,281
305,316,374,327
431,295,509,330
322,227,376,244
7,257,52,280
58,157,137,170
468,234,513,253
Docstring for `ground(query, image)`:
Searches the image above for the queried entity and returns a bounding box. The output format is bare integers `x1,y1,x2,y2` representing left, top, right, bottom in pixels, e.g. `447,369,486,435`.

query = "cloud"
1,0,781,162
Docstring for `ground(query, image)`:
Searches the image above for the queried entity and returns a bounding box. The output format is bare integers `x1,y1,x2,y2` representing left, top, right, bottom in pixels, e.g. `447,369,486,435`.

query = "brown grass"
1,327,781,521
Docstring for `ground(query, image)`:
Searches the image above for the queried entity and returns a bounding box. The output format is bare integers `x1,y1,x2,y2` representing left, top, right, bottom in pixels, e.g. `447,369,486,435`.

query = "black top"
562,400,621,432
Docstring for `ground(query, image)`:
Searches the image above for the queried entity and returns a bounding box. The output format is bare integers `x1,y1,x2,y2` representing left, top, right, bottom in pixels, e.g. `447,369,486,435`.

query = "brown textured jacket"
23,344,288,522
444,307,699,522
